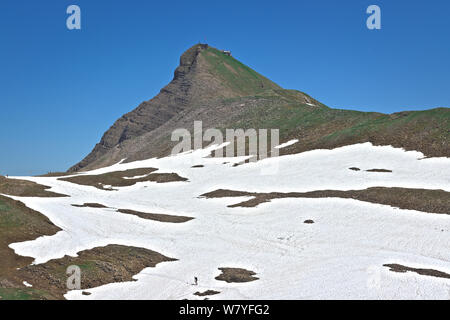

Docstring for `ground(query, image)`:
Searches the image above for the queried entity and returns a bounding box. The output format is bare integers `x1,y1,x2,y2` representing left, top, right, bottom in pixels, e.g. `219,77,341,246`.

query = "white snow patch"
6,142,450,300
274,139,299,149
123,174,150,180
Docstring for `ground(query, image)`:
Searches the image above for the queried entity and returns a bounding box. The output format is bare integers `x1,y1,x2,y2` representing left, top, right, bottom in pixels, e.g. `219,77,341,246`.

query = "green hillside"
201,47,282,95
224,89,449,157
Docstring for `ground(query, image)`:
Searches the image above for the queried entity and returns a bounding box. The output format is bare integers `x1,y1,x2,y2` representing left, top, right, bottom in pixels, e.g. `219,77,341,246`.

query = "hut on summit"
222,50,232,56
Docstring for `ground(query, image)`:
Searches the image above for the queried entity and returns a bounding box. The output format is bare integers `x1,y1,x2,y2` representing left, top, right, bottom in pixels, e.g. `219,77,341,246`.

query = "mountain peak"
173,43,209,80
69,43,283,172
171,43,281,100
180,43,209,66
69,44,449,173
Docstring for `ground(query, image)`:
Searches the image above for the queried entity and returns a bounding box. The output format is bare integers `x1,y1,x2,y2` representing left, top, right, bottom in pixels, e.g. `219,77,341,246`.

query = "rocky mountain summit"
70,44,449,172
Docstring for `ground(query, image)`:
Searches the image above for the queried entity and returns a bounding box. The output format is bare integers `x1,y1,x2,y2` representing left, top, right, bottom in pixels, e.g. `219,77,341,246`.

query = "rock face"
70,44,450,172
69,44,286,172
68,44,208,172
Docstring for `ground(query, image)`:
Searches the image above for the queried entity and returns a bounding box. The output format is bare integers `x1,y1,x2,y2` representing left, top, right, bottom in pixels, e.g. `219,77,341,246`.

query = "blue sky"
0,0,449,176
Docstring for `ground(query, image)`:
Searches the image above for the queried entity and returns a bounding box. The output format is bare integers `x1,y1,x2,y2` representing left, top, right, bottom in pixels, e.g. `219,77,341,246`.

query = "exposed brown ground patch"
0,195,61,299
383,264,450,279
202,189,249,198
191,165,205,168
18,244,176,299
0,196,176,299
304,219,315,224
36,172,74,178
117,209,194,223
201,187,450,214
215,267,259,283
349,167,361,171
0,176,68,198
71,203,108,208
366,169,392,173
59,168,187,190
194,290,220,296
223,62,238,75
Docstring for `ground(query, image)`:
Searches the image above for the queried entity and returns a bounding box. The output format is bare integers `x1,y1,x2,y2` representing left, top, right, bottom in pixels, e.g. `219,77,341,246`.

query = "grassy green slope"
199,45,448,157
201,47,282,95
222,90,449,157
0,196,60,300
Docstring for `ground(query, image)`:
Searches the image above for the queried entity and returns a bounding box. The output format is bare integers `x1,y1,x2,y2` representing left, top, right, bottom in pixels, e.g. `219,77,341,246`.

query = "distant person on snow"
194,277,198,285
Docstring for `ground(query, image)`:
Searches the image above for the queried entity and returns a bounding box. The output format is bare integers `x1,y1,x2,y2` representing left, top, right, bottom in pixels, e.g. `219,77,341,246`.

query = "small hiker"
194,277,198,285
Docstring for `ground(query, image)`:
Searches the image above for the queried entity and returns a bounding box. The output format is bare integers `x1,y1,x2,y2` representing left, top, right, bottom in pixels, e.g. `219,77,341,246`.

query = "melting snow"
6,142,450,300
274,139,299,149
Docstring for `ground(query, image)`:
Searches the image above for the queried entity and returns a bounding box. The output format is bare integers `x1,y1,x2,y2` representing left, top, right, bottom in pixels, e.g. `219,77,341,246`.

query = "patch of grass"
0,176,68,197
78,261,97,271
226,96,448,157
202,48,281,96
0,211,22,228
0,196,61,299
0,198,10,211
0,199,18,228
0,196,60,234
317,108,450,153
229,98,374,138
0,288,50,300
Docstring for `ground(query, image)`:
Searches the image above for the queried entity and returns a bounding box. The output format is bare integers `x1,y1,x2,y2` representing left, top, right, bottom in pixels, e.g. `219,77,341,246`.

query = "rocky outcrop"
69,44,283,172
69,44,209,172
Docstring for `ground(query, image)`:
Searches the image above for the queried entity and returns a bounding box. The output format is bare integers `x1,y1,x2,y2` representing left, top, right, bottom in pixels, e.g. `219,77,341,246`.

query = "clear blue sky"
0,0,449,176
